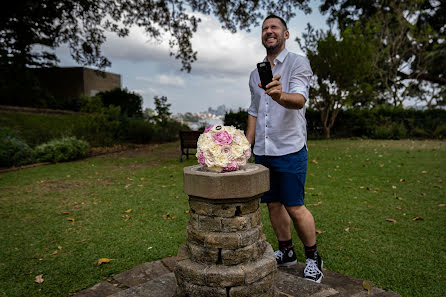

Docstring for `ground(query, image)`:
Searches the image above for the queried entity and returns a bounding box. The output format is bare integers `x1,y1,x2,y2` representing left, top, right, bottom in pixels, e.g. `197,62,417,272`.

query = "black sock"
305,244,318,259
279,239,293,250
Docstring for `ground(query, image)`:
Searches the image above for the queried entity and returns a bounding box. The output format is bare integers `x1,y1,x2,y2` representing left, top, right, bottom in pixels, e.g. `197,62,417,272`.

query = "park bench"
179,130,202,162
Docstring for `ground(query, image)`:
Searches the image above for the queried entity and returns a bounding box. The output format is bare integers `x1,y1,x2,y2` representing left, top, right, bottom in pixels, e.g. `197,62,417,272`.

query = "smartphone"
257,61,273,90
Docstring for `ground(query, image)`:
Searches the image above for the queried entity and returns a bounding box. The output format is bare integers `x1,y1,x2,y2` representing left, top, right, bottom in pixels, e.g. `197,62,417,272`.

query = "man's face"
261,18,289,53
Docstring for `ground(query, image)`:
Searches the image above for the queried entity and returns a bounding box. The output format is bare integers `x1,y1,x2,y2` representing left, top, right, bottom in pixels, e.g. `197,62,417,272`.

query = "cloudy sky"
55,2,329,114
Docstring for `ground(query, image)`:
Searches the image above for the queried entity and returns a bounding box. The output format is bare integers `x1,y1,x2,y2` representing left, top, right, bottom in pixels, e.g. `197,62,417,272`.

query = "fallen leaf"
363,280,372,295
315,229,324,234
412,217,424,221
327,174,332,178
307,187,315,190
421,192,426,197
421,170,428,174
311,159,318,164
147,246,153,250
344,227,350,232
400,178,405,182
175,196,180,199
162,214,168,220
97,258,111,265
124,209,132,213
140,177,145,181
439,204,446,207
386,218,397,223
184,210,190,214
125,184,132,188
121,215,131,220
58,245,62,249
51,250,58,255
392,185,397,189
61,212,70,215
67,218,75,223
35,274,44,284
161,185,167,188
313,201,322,206
395,206,402,210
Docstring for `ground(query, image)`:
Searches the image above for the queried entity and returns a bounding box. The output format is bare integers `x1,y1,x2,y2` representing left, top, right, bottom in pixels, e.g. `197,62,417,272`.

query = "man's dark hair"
263,14,288,30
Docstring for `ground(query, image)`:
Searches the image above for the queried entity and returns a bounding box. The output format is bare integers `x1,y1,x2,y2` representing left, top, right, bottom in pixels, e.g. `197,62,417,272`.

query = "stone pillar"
175,164,278,297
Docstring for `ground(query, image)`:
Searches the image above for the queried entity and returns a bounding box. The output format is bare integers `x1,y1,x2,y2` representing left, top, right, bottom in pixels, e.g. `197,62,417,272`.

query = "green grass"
0,140,445,297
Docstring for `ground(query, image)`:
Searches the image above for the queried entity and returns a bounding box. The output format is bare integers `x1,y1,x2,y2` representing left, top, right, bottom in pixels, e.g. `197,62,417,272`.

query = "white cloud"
96,13,265,79
136,75,185,87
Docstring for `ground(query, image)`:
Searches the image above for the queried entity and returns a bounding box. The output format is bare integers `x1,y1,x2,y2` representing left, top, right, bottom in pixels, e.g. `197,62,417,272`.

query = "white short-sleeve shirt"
248,48,313,156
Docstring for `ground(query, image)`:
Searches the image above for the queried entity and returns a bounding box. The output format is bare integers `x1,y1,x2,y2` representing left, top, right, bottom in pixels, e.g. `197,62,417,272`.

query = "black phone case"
257,61,273,90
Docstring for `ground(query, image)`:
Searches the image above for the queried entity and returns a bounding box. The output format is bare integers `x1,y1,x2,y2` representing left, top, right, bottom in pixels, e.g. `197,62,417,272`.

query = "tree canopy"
1,0,311,72
320,0,445,86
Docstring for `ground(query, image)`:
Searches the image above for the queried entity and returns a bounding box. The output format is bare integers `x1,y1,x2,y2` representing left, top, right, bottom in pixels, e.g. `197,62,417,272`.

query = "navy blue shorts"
255,146,307,206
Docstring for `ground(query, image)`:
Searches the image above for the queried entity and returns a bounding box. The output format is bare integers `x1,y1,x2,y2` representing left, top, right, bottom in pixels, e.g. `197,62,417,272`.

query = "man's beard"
263,36,284,55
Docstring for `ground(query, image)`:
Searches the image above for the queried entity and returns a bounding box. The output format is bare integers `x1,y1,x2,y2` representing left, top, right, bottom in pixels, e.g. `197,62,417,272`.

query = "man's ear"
284,30,290,40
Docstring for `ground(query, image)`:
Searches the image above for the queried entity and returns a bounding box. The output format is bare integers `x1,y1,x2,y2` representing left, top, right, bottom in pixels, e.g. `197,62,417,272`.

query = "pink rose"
198,151,206,166
204,125,214,133
222,161,238,172
213,131,232,145
244,149,251,159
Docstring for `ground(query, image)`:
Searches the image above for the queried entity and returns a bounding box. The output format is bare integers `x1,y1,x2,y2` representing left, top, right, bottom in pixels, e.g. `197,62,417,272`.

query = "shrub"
0,128,35,167
151,119,189,143
433,124,446,139
75,96,121,146
224,109,249,132
371,122,408,139
34,137,90,163
98,88,143,118
124,118,154,144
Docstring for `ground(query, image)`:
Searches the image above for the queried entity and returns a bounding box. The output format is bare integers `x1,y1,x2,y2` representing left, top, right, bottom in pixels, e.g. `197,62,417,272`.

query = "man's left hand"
258,74,282,102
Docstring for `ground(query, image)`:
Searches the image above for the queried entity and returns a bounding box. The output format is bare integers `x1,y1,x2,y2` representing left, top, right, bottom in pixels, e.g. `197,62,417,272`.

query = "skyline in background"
55,2,329,114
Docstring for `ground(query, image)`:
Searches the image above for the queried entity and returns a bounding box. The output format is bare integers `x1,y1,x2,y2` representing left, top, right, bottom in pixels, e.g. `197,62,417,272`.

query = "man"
246,14,323,283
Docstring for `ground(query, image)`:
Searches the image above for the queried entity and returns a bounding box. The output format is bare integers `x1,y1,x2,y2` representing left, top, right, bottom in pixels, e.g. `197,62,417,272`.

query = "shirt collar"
263,48,289,65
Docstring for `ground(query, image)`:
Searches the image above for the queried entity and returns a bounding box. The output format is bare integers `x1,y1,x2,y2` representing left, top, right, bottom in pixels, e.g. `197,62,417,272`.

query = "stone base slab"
175,244,277,288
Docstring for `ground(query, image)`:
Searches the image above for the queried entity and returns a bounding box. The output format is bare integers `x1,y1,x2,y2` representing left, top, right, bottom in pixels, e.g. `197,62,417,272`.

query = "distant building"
32,67,121,99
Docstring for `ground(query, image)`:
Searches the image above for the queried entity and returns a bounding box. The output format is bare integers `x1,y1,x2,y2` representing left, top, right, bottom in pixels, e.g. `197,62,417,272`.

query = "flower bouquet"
196,125,251,172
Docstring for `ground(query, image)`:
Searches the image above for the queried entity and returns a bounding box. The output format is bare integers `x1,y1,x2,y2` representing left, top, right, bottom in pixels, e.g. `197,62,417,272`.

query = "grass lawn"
0,139,445,297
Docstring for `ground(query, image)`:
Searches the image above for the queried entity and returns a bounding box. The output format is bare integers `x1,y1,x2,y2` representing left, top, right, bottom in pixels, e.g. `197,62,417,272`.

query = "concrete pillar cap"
183,164,270,199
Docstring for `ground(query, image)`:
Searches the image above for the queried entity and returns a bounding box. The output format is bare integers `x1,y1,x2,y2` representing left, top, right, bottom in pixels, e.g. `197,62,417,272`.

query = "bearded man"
246,14,323,283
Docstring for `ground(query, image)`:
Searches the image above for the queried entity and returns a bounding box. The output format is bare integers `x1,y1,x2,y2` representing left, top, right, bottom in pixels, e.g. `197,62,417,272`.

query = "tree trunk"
320,108,331,139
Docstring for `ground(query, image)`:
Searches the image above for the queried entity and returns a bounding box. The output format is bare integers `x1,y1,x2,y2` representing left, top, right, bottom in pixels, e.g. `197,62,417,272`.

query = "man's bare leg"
267,202,291,241
285,205,316,247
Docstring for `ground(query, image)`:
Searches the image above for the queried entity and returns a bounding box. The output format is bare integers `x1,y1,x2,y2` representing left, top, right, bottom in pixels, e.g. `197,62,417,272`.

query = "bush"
372,122,407,139
151,119,189,143
75,96,122,146
124,118,154,144
34,137,90,163
433,124,446,139
0,127,35,167
98,88,143,118
224,109,249,132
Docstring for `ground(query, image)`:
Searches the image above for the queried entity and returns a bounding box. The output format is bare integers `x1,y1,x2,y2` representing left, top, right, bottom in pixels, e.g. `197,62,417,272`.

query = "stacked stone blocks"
175,164,278,297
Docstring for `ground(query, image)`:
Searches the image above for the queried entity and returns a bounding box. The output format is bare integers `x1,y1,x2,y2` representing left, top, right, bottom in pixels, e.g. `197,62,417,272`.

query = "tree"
153,96,172,125
1,0,311,72
298,26,376,138
320,0,445,106
98,88,143,118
